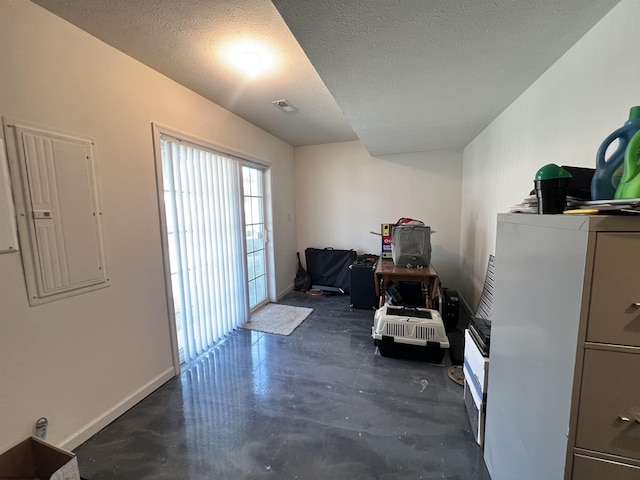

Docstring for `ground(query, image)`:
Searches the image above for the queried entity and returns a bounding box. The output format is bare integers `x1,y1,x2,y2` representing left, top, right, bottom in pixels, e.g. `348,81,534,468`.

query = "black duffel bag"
305,247,357,293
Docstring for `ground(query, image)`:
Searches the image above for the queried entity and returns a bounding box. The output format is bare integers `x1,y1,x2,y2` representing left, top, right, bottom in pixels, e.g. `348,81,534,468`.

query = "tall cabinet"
483,214,640,480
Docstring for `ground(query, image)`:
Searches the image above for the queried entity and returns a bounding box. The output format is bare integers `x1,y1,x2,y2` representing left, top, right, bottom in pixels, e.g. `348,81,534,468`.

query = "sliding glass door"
159,134,270,363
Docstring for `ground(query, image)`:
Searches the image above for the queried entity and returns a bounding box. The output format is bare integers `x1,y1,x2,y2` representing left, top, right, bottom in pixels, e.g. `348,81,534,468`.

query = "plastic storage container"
534,163,572,214
591,106,640,200
614,129,640,199
372,305,449,363
391,224,431,266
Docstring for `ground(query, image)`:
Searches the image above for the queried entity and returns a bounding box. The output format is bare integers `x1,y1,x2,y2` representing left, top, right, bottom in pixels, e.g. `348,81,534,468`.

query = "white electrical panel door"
0,138,19,253
4,119,109,305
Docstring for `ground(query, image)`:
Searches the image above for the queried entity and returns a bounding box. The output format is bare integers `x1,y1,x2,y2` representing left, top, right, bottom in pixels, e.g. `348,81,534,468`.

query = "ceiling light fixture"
272,99,297,113
238,51,263,77
225,41,274,78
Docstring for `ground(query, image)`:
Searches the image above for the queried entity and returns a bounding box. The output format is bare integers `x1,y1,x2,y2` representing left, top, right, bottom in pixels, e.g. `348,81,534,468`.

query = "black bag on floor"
305,247,357,293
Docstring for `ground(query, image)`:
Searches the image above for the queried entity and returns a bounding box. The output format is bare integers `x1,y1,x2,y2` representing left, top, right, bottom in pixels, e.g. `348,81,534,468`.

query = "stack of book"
509,196,640,214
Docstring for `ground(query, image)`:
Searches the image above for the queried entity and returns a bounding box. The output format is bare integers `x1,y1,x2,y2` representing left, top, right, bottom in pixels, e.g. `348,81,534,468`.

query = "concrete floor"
74,291,491,479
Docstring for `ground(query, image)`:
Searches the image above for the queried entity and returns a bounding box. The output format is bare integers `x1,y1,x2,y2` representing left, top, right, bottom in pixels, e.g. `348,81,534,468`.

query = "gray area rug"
240,303,313,336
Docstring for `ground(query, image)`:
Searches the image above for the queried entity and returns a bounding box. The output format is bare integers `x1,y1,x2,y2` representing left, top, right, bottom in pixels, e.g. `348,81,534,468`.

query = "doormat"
240,303,313,336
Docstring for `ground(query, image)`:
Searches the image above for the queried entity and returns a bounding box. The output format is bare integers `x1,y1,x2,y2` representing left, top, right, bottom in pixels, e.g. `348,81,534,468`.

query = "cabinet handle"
632,303,640,308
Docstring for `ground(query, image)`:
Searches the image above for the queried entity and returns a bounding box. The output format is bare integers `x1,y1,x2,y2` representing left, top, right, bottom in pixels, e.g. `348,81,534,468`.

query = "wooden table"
374,260,440,308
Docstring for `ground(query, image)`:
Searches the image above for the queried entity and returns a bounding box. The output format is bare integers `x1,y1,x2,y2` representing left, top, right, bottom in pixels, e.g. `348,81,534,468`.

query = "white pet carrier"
372,305,449,363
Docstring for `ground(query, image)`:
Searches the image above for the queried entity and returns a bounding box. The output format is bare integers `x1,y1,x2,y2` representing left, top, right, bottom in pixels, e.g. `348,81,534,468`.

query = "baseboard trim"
277,283,294,300
459,294,473,317
59,366,176,451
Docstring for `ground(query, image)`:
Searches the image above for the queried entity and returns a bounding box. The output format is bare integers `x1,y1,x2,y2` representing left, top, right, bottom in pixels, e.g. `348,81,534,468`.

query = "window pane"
255,225,264,251
245,225,263,253
251,197,262,223
244,197,254,224
255,276,266,302
255,250,265,276
245,226,253,253
248,280,257,307
251,168,262,196
242,166,252,195
247,252,256,279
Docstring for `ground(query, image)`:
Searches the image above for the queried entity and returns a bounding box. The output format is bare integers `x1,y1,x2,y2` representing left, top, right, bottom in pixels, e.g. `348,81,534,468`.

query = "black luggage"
349,254,379,309
442,287,460,331
305,248,357,293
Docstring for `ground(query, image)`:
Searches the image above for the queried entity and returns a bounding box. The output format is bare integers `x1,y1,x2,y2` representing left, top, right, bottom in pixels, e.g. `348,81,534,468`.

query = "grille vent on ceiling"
272,99,298,113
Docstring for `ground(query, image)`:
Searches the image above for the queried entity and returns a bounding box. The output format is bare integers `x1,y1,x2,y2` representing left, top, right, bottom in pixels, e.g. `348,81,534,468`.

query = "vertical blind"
161,137,249,362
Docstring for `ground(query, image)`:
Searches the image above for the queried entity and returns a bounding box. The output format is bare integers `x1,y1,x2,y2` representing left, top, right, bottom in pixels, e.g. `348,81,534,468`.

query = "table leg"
425,280,432,308
378,275,386,307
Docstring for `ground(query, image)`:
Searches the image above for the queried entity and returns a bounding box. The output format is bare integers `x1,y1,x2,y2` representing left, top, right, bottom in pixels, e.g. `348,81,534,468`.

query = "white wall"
295,141,463,289
0,1,295,452
460,0,640,308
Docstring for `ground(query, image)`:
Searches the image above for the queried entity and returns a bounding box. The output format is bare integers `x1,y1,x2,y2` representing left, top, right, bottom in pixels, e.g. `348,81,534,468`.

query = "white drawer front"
464,329,489,398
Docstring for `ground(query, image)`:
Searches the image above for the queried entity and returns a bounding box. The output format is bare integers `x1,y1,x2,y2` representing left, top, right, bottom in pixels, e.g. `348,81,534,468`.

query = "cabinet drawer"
572,454,640,479
576,349,640,460
587,233,640,347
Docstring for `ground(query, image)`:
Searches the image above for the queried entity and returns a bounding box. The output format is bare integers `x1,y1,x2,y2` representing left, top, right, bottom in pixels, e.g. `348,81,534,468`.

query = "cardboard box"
381,223,394,259
0,437,81,480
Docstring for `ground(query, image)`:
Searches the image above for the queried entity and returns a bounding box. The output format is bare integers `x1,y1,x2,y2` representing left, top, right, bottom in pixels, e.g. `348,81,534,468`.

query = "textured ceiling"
32,0,620,156
30,0,358,147
273,0,622,155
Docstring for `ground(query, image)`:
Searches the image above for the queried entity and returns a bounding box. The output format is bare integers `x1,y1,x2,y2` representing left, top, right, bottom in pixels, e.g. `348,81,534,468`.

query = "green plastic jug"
614,129,640,199
592,106,640,200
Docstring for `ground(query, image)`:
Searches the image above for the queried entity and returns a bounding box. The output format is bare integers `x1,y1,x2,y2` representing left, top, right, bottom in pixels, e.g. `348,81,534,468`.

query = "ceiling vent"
272,99,298,113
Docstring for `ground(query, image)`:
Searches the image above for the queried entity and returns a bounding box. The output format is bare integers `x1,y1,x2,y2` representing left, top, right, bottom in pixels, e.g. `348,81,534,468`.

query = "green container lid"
629,106,640,120
534,163,572,181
